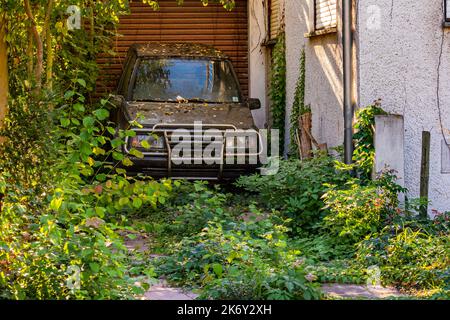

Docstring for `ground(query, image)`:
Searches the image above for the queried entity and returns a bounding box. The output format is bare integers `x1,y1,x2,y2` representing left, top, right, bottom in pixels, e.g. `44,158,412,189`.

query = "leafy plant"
352,101,387,180
155,208,321,300
305,260,367,285
322,170,405,245
356,226,449,290
236,155,350,234
147,181,232,239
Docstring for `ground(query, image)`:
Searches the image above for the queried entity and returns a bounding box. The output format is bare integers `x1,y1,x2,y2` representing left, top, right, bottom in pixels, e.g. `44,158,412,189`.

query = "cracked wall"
358,0,450,213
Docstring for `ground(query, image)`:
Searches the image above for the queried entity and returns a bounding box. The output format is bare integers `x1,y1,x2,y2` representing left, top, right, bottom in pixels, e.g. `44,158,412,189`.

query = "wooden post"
420,131,431,219
299,112,313,159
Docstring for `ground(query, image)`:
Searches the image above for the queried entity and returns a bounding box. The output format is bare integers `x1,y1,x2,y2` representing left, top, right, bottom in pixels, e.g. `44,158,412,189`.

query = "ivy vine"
289,48,310,157
269,32,286,154
352,100,387,181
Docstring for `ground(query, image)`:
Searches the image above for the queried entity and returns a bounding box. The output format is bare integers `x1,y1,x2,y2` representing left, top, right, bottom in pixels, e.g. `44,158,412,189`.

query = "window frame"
314,0,337,31
128,57,244,104
305,0,338,38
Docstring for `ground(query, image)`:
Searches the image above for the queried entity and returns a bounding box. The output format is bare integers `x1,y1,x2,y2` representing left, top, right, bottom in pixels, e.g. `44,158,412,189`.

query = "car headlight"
130,134,165,150
226,133,258,152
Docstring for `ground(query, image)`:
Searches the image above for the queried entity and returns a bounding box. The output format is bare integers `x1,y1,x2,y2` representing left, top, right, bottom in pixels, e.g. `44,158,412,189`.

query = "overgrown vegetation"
141,103,448,300
352,100,387,180
0,1,448,301
236,154,350,234
269,32,287,154
0,0,235,300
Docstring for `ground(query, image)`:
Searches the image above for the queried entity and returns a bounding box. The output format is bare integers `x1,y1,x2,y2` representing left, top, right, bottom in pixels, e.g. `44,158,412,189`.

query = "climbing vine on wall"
289,48,310,157
353,100,387,181
269,32,286,154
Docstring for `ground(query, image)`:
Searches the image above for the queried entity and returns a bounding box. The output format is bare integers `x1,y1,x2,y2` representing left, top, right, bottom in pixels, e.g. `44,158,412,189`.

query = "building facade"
104,0,450,213
284,0,450,213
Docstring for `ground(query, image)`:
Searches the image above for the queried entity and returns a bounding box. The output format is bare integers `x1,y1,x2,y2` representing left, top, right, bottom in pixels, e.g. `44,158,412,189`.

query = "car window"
131,58,241,103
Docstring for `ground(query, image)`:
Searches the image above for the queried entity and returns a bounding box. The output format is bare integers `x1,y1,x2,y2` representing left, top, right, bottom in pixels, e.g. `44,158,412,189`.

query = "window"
132,58,242,104
269,0,281,40
314,0,337,30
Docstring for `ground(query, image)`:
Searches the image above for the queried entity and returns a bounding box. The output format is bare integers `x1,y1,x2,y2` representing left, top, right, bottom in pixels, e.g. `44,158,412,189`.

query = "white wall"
358,0,450,213
285,0,344,155
248,0,268,129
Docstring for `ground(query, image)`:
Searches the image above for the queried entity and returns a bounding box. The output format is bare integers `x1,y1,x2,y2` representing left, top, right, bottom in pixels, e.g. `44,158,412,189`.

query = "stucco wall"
248,0,268,129
285,0,344,154
358,0,450,213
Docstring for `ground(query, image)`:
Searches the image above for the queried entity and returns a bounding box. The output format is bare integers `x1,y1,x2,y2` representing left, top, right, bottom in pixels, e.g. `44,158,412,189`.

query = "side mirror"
246,98,261,110
111,94,125,108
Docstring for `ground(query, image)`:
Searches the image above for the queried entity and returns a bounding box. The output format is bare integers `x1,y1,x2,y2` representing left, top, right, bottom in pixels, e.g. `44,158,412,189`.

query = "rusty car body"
111,43,262,180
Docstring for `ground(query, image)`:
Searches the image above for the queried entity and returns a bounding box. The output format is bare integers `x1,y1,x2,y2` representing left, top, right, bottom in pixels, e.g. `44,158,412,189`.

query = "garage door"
97,0,248,97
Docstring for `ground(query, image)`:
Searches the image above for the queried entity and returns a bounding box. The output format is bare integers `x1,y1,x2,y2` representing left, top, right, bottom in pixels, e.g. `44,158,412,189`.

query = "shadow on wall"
286,0,345,150
308,34,344,147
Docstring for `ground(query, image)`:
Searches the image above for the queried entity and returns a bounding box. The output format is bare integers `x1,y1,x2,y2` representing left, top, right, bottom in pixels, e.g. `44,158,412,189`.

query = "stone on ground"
321,284,406,299
142,280,199,301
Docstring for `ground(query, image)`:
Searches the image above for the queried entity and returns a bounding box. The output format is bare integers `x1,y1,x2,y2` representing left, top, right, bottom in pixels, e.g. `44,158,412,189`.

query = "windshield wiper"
186,98,208,103
185,98,224,104
134,99,178,103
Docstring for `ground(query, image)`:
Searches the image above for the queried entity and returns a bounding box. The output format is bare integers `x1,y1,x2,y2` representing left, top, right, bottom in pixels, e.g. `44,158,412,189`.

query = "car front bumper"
122,124,263,180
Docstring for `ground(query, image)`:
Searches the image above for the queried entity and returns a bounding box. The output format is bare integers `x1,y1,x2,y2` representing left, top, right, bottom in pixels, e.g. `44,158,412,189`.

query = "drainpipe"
342,0,354,164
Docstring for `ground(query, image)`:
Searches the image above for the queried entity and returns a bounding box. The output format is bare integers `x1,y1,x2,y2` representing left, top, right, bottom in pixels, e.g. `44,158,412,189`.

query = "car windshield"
132,58,241,103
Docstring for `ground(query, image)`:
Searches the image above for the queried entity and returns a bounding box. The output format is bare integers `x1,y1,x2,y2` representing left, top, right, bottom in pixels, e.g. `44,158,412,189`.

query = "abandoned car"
111,43,263,180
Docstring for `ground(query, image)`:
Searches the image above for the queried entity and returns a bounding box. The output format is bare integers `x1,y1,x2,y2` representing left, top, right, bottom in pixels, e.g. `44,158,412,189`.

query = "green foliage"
143,0,235,11
0,102,173,299
269,32,287,154
155,208,321,300
2,0,448,300
322,170,405,245
289,48,310,157
352,101,387,180
236,155,350,234
0,94,56,189
356,225,449,290
141,181,233,239
305,260,367,285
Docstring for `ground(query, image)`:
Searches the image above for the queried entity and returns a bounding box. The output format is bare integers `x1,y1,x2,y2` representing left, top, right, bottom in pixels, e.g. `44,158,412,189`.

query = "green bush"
322,171,404,245
144,181,233,239
352,102,387,180
356,226,449,290
0,167,171,299
0,90,172,299
155,209,321,300
236,155,350,234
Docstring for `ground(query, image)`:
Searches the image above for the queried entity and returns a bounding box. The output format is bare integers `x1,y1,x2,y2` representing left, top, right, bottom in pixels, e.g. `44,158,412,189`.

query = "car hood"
125,101,256,129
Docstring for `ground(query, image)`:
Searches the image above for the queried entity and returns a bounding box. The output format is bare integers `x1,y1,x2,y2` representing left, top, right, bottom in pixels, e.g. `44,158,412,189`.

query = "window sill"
261,38,278,47
444,21,450,28
304,27,337,38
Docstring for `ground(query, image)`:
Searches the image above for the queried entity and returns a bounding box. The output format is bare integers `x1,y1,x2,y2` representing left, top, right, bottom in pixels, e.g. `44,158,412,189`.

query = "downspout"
342,0,354,164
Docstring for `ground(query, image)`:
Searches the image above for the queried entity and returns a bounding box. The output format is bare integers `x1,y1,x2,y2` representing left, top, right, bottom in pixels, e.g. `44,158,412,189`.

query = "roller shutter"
315,0,337,30
269,0,281,39
97,0,248,97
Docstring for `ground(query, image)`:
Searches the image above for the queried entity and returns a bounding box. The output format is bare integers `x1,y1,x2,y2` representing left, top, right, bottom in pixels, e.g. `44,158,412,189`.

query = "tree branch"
24,0,43,90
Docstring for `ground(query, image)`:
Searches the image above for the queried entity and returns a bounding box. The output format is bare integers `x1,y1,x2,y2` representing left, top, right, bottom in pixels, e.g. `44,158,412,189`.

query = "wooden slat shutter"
315,0,337,30
97,0,248,97
269,0,281,39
